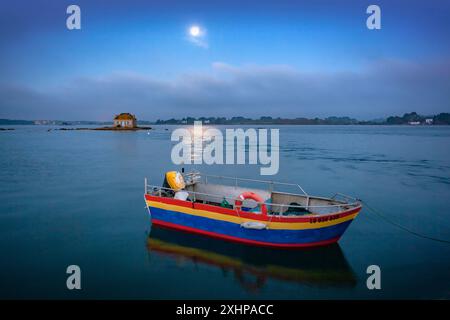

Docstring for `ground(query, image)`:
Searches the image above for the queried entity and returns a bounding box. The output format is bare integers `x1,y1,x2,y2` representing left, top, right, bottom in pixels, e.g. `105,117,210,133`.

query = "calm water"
0,125,449,299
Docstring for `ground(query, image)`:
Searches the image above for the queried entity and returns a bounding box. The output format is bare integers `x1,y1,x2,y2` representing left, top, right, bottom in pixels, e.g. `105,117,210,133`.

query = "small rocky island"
57,113,152,131
96,113,151,130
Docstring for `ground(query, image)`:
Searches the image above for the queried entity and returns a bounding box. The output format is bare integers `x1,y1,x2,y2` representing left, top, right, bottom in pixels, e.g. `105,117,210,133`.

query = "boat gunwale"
144,192,362,223
183,171,361,211
145,181,361,211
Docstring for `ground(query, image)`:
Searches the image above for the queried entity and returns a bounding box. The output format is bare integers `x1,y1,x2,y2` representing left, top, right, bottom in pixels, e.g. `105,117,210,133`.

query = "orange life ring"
235,191,267,216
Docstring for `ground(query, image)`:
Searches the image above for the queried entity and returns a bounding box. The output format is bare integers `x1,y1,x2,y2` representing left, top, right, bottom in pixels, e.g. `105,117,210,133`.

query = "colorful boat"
144,171,362,248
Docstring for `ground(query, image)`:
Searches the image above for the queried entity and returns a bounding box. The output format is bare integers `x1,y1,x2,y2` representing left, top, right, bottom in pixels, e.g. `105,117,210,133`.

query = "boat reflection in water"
147,226,357,292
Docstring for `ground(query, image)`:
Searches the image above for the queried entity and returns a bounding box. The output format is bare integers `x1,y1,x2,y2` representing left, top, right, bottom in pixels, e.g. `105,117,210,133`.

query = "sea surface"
0,125,449,299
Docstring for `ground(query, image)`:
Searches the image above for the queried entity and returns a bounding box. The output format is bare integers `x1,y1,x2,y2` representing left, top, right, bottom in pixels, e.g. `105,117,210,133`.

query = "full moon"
189,25,200,37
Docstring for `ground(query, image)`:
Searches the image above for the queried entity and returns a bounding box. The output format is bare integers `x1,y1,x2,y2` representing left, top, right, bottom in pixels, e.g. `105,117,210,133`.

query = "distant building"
113,113,137,128
425,118,433,125
408,121,421,125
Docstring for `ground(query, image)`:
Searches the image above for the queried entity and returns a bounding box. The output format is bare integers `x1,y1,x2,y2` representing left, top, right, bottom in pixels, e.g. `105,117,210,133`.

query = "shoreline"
54,126,153,131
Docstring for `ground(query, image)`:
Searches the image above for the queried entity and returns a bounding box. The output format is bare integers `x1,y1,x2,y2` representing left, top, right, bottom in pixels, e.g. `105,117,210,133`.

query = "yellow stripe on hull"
146,200,359,230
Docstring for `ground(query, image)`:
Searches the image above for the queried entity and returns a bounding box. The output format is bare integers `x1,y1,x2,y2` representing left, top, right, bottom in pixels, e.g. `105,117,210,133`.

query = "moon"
189,25,200,37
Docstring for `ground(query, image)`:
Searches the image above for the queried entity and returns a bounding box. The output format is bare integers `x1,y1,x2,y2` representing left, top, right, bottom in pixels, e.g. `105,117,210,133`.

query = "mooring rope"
361,199,450,244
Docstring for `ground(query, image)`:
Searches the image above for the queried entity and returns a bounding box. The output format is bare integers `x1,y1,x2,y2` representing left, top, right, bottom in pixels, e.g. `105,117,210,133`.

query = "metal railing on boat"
184,172,309,196
144,176,361,216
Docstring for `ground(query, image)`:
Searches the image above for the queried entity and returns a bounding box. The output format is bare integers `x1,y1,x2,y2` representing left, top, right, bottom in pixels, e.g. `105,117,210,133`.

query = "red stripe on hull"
151,219,340,249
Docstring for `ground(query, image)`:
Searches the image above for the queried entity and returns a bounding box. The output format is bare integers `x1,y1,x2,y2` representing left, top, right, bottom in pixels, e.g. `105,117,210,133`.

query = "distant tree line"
2,112,450,126
155,113,450,125
386,112,450,125
155,116,361,125
0,119,34,125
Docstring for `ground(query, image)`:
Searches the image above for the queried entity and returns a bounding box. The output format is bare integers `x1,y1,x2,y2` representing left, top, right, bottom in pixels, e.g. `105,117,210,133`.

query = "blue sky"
1,0,449,120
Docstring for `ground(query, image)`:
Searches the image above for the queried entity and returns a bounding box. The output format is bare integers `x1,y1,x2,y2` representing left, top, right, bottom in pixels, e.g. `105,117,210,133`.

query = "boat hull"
145,195,360,248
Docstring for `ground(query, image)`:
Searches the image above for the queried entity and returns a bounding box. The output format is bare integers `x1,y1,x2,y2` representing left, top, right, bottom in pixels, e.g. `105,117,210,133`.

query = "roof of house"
114,113,136,120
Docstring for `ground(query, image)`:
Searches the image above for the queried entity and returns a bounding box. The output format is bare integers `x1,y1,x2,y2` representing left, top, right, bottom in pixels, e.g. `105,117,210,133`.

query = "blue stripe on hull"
149,207,353,245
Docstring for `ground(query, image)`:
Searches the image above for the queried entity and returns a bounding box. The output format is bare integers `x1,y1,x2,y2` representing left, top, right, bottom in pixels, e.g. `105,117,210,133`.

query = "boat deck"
145,172,360,216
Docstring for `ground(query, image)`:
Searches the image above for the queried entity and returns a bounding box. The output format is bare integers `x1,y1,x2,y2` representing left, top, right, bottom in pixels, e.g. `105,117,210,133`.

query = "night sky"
1,0,449,120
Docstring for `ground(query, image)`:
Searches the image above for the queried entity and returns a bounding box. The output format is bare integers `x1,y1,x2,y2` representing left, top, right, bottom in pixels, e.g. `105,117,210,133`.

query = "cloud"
187,36,208,49
1,59,449,120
